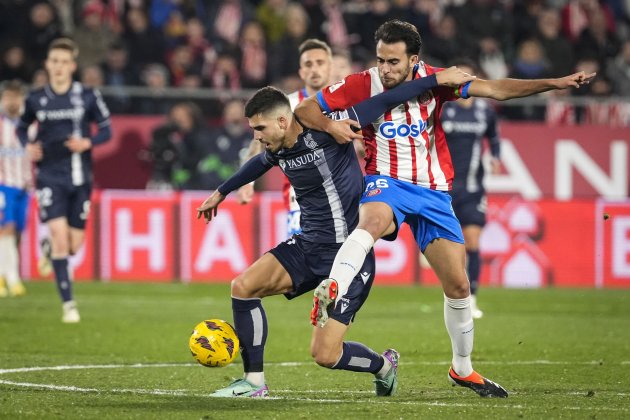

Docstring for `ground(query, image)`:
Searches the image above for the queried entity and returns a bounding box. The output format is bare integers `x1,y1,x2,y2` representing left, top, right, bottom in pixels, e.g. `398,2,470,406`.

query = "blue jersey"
441,99,500,194
264,129,363,243
17,82,111,186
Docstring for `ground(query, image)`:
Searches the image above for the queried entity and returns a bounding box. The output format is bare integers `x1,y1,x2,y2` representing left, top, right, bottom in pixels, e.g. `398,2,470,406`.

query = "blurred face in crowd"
330,54,352,83
299,48,331,92
376,40,418,89
81,65,104,87
224,100,245,125
30,2,54,28
170,105,194,132
248,107,290,153
46,48,77,87
0,88,24,119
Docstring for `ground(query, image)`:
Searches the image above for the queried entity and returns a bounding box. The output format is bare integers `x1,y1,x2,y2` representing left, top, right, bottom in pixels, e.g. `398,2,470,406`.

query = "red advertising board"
595,200,630,288
99,190,177,282
179,192,256,282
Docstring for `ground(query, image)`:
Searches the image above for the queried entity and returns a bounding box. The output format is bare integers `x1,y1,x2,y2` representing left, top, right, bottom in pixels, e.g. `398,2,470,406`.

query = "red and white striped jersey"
317,62,460,191
0,114,31,189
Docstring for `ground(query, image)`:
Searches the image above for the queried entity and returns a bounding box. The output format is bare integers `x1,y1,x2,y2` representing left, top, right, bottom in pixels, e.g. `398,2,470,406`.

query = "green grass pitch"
1,282,629,419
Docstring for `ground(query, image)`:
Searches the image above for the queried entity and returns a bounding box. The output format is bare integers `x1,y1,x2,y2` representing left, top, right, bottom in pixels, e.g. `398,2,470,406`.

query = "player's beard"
381,66,412,89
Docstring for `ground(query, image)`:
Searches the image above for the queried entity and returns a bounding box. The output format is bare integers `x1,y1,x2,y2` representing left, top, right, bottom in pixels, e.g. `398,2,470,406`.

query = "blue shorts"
0,185,30,232
35,180,92,229
361,175,464,252
449,190,487,227
269,235,375,325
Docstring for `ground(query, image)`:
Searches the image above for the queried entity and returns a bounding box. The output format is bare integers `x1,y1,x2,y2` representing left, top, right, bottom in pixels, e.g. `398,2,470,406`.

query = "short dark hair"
48,38,79,58
374,20,422,56
298,38,332,57
245,86,290,118
0,79,24,96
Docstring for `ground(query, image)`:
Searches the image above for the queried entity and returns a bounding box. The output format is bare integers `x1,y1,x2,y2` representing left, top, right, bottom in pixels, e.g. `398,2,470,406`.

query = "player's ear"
277,115,288,130
409,54,419,66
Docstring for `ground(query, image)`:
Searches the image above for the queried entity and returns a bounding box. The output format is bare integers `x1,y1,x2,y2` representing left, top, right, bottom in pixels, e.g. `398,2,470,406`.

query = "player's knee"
230,275,248,298
446,280,470,298
311,345,339,368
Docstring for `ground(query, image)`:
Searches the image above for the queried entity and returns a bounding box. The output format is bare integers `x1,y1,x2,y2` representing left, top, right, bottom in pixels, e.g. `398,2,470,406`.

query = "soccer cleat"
0,278,7,298
9,281,26,297
373,349,400,396
38,238,53,277
448,367,508,398
310,278,338,327
471,295,484,319
62,300,81,323
209,378,269,398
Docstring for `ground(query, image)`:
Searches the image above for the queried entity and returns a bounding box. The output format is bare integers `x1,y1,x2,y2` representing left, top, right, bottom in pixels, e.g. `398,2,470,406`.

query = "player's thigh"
357,201,396,239
423,238,469,297
231,252,293,298
310,318,348,365
68,184,92,229
462,225,482,250
69,227,86,255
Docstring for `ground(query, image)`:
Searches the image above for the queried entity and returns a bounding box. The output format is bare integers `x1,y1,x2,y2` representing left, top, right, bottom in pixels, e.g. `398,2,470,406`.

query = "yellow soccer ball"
189,319,239,367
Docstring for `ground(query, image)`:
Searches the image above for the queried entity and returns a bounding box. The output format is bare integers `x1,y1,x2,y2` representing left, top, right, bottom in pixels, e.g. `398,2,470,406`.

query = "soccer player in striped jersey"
16,38,112,323
237,39,334,237
296,20,595,398
197,67,474,397
442,59,501,319
0,80,31,298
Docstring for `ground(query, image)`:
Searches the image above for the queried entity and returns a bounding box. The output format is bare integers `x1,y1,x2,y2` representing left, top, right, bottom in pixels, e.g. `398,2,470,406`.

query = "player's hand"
554,71,596,89
26,142,43,161
196,191,226,223
436,66,476,87
237,182,255,204
490,157,501,175
65,137,92,153
326,119,363,144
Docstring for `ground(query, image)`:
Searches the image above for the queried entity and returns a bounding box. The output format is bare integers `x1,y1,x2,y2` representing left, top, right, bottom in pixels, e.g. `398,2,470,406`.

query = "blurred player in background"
17,38,112,323
296,19,595,398
0,80,30,298
197,68,474,397
442,59,501,319
237,39,334,237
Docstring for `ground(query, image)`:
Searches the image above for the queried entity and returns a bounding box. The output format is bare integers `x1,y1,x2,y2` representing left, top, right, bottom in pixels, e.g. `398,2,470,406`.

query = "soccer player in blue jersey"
16,38,112,323
196,67,474,397
442,60,501,319
0,81,30,298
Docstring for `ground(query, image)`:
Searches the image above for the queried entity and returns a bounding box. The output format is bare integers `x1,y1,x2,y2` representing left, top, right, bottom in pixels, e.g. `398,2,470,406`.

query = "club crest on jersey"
304,132,318,150
379,121,427,139
279,160,286,171
418,90,433,106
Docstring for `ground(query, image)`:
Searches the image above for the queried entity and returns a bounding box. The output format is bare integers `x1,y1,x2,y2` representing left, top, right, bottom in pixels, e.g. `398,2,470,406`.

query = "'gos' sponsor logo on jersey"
379,121,427,139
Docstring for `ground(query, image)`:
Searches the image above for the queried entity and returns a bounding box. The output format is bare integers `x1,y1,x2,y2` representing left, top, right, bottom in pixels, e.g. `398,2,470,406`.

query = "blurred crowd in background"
1,0,629,104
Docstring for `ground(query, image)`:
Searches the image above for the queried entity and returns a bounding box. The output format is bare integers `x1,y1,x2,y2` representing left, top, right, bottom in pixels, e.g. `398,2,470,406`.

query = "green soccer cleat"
210,378,269,398
373,349,399,396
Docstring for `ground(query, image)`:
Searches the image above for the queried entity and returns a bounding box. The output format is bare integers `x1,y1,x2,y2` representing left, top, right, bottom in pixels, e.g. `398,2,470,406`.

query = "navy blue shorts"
35,180,92,229
0,185,30,232
269,235,375,325
450,190,487,227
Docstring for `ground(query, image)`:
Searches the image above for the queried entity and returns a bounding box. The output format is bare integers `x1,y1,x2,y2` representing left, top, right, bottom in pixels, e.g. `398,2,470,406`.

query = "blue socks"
52,258,73,303
466,250,480,295
332,341,384,374
232,297,268,372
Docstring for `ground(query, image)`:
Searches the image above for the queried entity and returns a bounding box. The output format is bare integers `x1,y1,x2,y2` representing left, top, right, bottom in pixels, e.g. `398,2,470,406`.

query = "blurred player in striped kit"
238,39,336,237
0,80,30,298
442,59,501,319
16,38,112,323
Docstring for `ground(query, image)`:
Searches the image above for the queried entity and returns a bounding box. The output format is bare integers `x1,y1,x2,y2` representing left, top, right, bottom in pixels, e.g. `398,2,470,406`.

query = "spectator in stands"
185,17,217,77
424,14,464,68
24,2,62,66
536,8,575,77
453,0,514,59
146,120,182,190
101,42,136,113
74,1,116,68
0,44,34,83
123,8,166,70
210,50,241,90
331,52,353,83
238,21,269,88
204,0,255,50
607,40,630,95
256,0,288,45
575,8,620,69
478,37,509,80
512,0,545,46
511,39,550,80
80,64,104,88
270,2,311,80
167,45,202,87
31,69,48,89
195,99,251,190
135,63,174,115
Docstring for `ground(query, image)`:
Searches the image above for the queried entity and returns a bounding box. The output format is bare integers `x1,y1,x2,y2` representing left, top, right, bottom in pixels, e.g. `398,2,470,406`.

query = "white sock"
245,371,265,386
330,229,374,303
0,236,20,286
444,295,474,377
375,355,392,378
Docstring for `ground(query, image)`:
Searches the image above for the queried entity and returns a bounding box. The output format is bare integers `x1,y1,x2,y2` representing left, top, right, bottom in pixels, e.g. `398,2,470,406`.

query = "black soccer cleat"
448,367,508,398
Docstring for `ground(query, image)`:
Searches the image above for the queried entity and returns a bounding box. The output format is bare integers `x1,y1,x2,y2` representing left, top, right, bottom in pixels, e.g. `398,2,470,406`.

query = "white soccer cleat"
62,301,81,323
471,295,484,319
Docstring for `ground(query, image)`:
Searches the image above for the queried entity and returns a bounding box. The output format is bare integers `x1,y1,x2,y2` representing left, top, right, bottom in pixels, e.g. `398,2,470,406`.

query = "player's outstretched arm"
197,152,274,222
467,71,596,100
236,139,265,204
